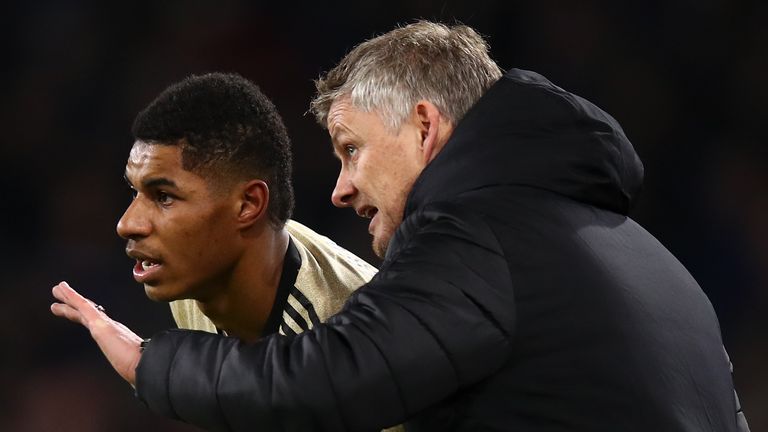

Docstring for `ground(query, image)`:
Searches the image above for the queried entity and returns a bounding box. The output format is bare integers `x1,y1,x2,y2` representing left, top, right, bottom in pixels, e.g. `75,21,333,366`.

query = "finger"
51,283,70,303
50,302,85,325
52,281,106,324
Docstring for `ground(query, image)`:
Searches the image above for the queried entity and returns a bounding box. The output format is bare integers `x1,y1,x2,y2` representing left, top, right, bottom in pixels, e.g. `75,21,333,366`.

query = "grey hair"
310,21,503,131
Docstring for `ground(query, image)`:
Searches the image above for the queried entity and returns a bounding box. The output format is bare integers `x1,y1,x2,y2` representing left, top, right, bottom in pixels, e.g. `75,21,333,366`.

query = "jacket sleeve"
135,203,516,432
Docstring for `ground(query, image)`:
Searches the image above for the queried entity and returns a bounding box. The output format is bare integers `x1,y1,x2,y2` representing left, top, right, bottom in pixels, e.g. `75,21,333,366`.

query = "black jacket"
136,69,748,432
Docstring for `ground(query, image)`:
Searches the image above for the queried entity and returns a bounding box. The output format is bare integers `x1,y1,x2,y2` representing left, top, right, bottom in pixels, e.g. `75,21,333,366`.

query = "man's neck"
196,227,290,343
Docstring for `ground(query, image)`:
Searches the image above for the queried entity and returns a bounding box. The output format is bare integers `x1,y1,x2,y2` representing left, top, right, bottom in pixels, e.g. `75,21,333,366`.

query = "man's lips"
355,206,379,234
368,211,379,235
126,247,163,284
133,259,162,284
355,206,377,219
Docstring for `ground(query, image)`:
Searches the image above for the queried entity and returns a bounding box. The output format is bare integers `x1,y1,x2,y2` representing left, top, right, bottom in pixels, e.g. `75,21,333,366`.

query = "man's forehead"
124,141,217,195
327,97,357,136
127,140,154,163
128,140,180,161
328,100,384,148
125,141,184,178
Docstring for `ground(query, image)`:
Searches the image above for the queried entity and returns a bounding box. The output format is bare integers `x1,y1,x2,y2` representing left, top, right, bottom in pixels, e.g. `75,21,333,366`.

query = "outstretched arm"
49,204,515,431
135,204,516,431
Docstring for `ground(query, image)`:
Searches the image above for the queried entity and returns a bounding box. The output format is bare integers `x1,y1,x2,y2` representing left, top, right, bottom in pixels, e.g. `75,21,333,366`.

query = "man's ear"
414,100,452,165
237,180,269,229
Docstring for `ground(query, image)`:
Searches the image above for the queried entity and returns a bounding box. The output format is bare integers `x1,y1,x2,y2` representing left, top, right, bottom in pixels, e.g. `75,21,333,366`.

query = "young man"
52,71,376,362
53,23,749,432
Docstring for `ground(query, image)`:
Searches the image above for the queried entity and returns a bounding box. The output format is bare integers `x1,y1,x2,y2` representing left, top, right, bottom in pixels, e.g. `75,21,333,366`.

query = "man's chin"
372,243,386,259
372,233,392,259
144,283,176,303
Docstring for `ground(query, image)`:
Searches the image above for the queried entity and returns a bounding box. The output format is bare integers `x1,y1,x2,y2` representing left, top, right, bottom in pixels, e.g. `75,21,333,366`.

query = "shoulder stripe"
280,312,302,335
289,286,322,326
279,322,296,337
287,295,313,331
285,300,310,331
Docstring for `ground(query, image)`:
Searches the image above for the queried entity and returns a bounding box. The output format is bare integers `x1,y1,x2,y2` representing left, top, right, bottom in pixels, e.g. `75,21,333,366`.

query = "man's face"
327,98,426,258
117,141,242,302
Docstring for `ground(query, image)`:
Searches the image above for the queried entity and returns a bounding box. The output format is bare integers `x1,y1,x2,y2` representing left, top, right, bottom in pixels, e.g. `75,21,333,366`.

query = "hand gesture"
50,281,143,386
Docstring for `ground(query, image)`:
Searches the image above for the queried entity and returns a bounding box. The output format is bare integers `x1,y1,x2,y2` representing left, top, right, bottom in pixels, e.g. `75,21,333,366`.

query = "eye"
129,187,138,199
344,144,358,157
157,191,174,206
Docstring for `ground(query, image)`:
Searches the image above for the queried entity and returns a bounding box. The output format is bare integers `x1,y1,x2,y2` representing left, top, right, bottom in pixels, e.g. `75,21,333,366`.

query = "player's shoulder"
286,219,376,277
286,219,377,277
285,219,378,320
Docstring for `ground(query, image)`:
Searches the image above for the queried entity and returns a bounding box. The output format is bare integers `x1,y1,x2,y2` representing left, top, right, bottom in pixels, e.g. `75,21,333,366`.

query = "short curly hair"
132,72,294,227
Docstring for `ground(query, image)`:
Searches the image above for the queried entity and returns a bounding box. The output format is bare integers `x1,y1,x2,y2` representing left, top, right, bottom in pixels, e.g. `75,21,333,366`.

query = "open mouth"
357,206,378,219
133,259,162,283
356,206,379,234
140,260,160,271
363,208,378,219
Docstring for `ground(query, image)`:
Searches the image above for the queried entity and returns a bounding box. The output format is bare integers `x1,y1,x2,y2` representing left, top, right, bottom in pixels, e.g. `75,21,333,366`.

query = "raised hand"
51,281,143,386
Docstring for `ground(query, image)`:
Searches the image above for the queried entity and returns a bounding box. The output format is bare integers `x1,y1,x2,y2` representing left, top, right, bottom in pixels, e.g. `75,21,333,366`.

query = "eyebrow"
330,128,344,144
123,173,179,190
329,127,357,159
330,123,354,145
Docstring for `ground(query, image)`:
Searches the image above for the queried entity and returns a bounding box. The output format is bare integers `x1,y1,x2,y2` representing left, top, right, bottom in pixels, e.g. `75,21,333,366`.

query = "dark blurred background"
1,1,765,431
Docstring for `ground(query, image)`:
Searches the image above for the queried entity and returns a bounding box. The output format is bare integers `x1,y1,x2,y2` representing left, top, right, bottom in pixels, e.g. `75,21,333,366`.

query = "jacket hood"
405,68,644,216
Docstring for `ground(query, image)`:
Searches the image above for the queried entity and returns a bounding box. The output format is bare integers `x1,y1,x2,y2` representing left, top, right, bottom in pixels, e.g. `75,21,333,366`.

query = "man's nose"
331,171,357,208
116,199,151,239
